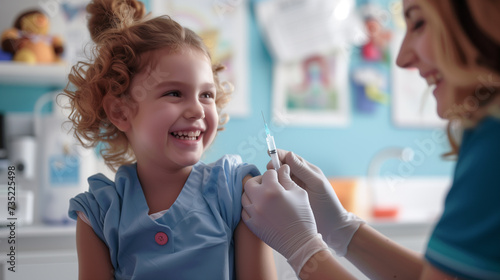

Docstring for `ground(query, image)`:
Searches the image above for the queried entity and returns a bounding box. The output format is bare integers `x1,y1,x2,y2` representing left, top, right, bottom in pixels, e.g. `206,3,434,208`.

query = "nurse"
242,0,500,279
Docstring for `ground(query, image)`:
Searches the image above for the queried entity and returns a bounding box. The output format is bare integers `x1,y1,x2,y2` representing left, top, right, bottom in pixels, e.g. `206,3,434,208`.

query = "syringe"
262,112,281,170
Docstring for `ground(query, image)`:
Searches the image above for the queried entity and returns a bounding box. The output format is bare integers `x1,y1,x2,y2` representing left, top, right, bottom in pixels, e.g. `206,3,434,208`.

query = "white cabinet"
0,225,77,280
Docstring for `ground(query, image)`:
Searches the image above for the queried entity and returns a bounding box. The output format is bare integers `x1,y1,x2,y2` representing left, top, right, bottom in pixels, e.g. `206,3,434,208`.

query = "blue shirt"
68,155,260,280
425,117,500,279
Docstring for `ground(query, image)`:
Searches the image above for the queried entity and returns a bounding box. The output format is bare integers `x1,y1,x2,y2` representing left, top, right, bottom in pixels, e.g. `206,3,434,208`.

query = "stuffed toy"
1,9,64,64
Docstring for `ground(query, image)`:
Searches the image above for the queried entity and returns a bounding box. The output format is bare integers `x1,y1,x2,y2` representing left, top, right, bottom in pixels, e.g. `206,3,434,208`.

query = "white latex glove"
242,164,330,275
267,150,365,257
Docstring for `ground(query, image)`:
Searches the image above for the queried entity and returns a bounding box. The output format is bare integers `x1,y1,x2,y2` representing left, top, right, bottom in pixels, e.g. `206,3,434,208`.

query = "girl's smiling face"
396,0,472,118
125,47,218,171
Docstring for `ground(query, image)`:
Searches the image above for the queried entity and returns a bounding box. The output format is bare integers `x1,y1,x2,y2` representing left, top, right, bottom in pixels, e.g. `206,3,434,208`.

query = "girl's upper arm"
76,217,114,280
234,175,277,280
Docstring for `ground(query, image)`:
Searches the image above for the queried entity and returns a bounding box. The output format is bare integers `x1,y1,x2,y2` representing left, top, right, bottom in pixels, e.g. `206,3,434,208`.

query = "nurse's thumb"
285,152,309,180
277,164,296,191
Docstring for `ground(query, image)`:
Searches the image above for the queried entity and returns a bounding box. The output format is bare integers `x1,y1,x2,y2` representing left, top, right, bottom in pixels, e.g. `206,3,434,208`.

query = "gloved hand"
267,150,365,257
242,164,330,275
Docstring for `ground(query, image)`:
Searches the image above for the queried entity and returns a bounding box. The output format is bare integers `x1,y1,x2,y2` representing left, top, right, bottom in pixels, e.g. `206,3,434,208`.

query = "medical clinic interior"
0,0,461,279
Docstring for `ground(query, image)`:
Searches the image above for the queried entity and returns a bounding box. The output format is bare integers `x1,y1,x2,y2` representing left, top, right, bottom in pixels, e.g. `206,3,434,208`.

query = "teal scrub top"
68,155,260,280
425,117,500,279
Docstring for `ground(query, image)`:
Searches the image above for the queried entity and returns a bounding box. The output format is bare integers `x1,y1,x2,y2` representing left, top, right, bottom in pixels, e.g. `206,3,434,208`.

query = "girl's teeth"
171,130,201,140
173,135,197,140
172,130,201,136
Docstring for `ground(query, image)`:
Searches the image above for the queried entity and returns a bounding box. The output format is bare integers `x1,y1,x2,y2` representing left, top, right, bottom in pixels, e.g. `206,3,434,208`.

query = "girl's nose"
184,99,205,120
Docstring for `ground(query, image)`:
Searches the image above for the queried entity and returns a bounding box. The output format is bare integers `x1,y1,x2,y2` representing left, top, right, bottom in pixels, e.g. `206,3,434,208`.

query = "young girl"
65,0,277,279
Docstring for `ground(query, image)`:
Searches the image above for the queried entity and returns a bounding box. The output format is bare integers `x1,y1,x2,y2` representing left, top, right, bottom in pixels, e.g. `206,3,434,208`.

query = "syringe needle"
261,111,270,136
261,111,281,170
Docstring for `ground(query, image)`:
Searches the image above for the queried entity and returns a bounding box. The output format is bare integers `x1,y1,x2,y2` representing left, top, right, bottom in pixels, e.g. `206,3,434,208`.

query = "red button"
155,232,168,245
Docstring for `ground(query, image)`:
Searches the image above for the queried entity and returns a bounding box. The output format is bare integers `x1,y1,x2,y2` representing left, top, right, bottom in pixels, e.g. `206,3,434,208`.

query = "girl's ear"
103,95,132,132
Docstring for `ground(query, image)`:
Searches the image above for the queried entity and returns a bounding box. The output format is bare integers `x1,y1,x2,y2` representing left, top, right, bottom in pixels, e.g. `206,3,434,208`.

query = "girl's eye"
200,92,215,99
163,91,180,97
412,19,425,31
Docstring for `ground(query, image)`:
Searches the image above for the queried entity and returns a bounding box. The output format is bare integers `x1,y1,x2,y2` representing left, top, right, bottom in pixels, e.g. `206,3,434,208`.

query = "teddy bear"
1,9,64,64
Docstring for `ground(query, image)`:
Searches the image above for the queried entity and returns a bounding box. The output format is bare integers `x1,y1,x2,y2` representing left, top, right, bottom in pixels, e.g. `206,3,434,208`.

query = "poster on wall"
272,50,351,127
254,0,355,127
151,0,250,118
350,3,393,115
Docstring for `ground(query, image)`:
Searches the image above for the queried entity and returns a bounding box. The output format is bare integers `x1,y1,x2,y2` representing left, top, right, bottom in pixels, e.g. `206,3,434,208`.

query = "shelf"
0,61,70,87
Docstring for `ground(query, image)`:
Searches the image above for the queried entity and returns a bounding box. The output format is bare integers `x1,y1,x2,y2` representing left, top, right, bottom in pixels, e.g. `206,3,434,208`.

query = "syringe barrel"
270,152,281,170
266,135,277,151
266,135,280,170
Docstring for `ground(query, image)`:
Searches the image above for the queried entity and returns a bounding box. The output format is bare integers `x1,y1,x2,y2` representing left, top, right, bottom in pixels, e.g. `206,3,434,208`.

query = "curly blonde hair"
418,0,500,157
63,0,232,171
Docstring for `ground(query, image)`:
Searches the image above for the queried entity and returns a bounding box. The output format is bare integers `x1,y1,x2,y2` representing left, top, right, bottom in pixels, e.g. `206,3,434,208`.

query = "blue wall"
202,1,455,177
0,0,455,178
